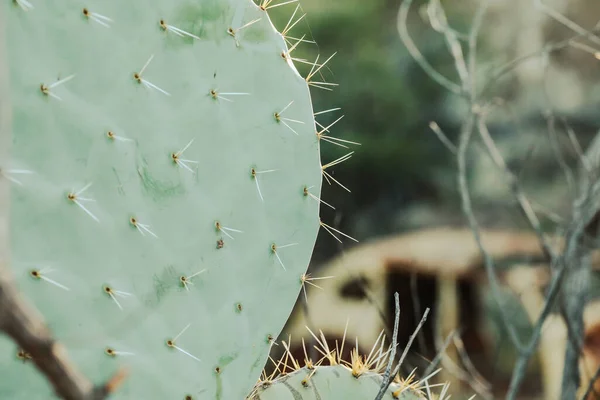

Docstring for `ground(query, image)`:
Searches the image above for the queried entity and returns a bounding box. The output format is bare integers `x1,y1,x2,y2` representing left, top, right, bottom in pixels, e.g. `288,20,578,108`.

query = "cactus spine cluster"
1,0,454,399
248,333,432,400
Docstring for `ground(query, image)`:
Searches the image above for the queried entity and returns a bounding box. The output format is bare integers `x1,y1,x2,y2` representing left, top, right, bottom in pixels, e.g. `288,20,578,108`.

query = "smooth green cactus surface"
249,365,426,400
1,0,322,398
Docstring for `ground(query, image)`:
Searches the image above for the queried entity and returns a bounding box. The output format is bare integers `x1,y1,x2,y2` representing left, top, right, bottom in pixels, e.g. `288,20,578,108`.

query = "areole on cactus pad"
0,0,326,398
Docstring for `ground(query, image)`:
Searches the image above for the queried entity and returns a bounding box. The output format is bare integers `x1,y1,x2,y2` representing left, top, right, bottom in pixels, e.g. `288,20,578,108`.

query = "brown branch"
0,266,127,400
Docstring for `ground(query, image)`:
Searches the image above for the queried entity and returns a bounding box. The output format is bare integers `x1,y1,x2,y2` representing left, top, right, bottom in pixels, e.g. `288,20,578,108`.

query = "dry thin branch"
455,1,545,356
404,2,562,396
419,0,526,355
426,0,469,92
375,292,400,400
467,1,488,99
423,330,456,378
397,0,463,96
457,112,524,349
390,308,430,380
430,327,492,399
480,23,600,99
582,364,600,400
557,180,600,399
542,104,576,198
428,122,457,155
531,2,600,397
561,118,591,174
453,335,492,398
534,0,600,47
476,111,556,260
505,262,566,399
0,265,128,400
505,120,600,400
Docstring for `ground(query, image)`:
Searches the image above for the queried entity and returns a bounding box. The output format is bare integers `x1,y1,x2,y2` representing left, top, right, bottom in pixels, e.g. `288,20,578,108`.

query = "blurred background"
262,0,600,399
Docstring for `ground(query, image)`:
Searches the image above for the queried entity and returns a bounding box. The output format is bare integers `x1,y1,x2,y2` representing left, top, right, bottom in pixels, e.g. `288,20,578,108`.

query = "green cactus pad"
0,0,322,398
249,365,427,400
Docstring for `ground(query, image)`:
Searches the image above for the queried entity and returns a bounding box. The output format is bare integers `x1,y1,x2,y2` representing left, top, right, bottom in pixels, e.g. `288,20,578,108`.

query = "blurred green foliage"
268,0,474,261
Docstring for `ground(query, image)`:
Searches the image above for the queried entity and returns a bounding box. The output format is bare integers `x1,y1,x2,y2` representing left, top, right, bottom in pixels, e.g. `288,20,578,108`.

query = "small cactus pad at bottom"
249,365,427,400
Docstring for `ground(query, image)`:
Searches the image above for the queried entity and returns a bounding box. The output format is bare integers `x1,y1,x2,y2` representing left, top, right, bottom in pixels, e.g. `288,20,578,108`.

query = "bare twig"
533,7,600,393
426,0,469,91
390,308,430,380
561,118,591,174
397,0,463,96
480,31,599,100
466,0,488,99
505,160,600,399
425,328,492,399
375,292,400,400
92,369,129,399
543,111,576,198
536,30,599,397
505,260,566,399
453,335,493,398
457,112,524,351
534,0,600,46
582,364,600,400
558,181,600,398
429,122,458,155
477,111,556,260
423,330,457,378
0,266,126,400
464,0,532,354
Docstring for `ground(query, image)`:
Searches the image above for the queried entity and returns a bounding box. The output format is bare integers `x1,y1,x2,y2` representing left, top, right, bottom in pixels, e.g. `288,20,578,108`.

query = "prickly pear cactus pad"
249,365,427,400
1,0,323,398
